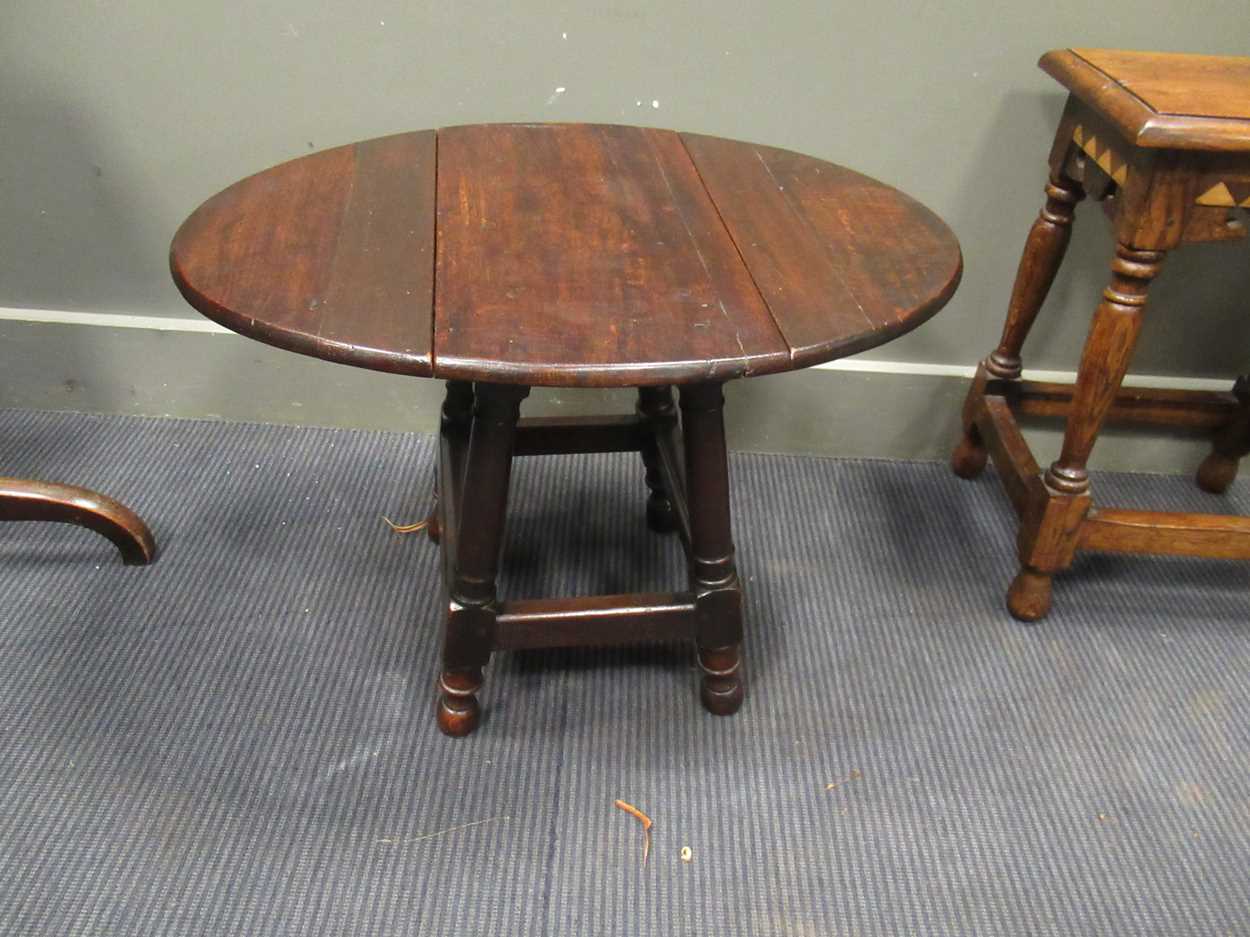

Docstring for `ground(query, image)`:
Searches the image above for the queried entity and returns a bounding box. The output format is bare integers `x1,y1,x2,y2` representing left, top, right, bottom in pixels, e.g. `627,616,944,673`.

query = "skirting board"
0,313,1231,475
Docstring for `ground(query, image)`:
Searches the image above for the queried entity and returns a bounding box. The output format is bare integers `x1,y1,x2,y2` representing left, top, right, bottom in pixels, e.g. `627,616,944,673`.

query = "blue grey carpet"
0,407,1247,935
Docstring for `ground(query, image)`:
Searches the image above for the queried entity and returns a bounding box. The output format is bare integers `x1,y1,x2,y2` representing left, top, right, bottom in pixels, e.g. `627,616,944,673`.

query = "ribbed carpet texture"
1,407,1248,935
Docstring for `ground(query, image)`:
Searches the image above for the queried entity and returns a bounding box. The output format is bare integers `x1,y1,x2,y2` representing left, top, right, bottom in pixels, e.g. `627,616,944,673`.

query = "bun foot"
645,494,678,534
1007,567,1052,622
951,431,988,480
437,668,482,737
698,645,745,716
1196,452,1238,494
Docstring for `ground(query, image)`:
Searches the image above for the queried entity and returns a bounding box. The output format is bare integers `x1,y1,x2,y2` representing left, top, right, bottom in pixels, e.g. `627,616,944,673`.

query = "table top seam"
675,132,795,366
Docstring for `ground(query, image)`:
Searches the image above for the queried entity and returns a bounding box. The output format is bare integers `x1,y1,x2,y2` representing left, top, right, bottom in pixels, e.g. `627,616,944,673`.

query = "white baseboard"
0,304,1235,392
0,306,231,334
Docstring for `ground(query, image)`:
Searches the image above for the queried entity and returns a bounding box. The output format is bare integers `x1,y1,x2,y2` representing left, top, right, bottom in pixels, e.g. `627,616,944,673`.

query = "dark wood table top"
171,123,961,387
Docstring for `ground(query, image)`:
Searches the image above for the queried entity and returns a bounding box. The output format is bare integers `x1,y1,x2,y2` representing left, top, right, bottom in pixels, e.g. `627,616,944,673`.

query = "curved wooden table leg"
0,477,156,564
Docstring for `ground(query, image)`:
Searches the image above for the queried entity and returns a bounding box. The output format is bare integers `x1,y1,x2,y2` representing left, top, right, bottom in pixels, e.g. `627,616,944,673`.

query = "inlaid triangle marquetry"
1197,182,1236,206
1195,181,1250,207
1072,125,1128,186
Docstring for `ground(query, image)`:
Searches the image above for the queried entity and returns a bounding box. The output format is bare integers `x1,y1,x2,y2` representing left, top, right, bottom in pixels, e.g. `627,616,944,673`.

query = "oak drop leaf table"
170,124,961,736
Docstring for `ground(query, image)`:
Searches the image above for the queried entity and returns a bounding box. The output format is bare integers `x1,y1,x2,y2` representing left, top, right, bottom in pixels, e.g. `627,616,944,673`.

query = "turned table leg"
437,382,529,736
679,383,745,715
1010,243,1164,621
426,381,474,545
0,477,156,564
637,386,678,534
953,170,1085,479
1197,375,1250,494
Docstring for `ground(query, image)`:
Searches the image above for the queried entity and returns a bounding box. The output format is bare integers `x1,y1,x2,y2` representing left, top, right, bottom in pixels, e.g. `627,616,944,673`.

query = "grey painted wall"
2,1,1249,470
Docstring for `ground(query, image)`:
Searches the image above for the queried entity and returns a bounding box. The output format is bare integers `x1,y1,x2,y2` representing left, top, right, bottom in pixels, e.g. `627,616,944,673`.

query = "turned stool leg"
1197,376,1250,494
637,386,678,534
953,171,1085,479
426,381,474,545
679,383,745,715
1010,244,1165,621
437,382,529,736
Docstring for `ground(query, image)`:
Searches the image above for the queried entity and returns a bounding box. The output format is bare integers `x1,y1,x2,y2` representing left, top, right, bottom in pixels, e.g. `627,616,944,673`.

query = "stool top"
170,124,961,388
1042,48,1250,152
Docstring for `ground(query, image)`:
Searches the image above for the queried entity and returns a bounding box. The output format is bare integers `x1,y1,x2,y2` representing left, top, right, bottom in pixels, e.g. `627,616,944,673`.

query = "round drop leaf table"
170,123,962,736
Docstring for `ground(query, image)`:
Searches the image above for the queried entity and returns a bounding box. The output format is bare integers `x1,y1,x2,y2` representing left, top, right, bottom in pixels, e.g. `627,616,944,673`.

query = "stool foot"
951,429,988,480
645,494,678,534
1196,452,1239,494
437,668,482,737
698,644,745,715
1007,567,1052,622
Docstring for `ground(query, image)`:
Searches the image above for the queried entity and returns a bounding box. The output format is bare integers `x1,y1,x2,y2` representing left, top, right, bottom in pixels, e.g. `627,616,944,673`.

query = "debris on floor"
614,799,652,866
382,515,429,534
826,768,862,791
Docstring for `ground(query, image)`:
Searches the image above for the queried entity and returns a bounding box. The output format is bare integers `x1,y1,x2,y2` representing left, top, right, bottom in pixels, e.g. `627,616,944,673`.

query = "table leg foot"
1007,566,1052,622
951,428,988,480
698,644,745,715
1196,451,1239,494
437,668,483,737
0,477,156,564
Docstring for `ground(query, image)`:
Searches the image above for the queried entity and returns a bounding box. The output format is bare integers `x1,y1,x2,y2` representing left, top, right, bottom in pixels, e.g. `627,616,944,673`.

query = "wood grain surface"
682,132,961,368
1042,49,1250,151
171,123,962,387
171,131,437,376
433,124,790,385
1073,49,1250,121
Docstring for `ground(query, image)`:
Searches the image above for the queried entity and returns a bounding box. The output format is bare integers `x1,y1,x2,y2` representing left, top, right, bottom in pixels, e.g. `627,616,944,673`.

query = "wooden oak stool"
953,49,1250,621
